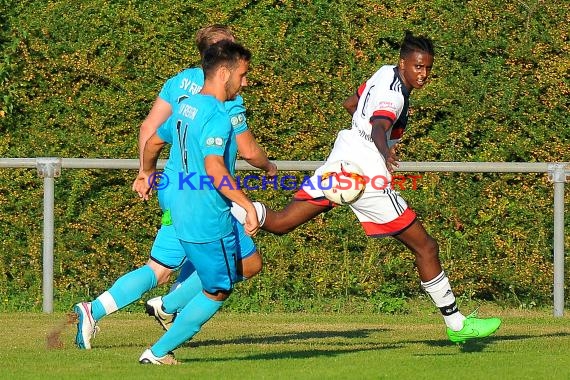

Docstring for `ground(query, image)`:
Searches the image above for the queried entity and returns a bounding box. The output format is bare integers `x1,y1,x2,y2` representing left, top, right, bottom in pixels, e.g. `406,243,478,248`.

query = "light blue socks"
91,265,158,321
162,271,203,313
151,291,223,357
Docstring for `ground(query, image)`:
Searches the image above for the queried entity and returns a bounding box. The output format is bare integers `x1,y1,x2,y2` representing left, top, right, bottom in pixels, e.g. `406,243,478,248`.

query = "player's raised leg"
73,265,158,349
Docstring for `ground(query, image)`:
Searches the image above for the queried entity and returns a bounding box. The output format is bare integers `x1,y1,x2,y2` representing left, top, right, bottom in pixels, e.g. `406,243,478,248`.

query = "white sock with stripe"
421,271,465,331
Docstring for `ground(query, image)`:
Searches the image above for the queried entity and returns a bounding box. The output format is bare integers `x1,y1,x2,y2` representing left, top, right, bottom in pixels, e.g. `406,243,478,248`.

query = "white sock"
230,201,266,226
443,313,466,332
421,271,465,331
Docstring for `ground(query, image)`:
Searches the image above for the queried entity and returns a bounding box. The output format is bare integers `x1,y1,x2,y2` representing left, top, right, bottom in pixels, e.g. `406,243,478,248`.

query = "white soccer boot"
139,349,179,365
73,302,99,349
145,296,175,331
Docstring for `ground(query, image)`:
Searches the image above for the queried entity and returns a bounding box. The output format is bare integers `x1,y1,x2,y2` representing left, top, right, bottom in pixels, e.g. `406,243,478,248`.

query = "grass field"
1,304,569,379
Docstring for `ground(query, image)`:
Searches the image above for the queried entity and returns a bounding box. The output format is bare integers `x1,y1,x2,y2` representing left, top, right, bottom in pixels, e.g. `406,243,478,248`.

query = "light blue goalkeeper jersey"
157,67,247,215
158,67,247,135
157,93,238,243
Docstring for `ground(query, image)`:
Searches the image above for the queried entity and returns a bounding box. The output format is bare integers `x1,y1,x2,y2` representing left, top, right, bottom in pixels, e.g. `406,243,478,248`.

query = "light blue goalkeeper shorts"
149,211,256,270
179,232,239,294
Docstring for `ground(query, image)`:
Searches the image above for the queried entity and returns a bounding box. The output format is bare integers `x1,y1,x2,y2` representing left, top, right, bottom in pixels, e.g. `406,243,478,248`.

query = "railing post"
548,163,569,317
36,157,61,313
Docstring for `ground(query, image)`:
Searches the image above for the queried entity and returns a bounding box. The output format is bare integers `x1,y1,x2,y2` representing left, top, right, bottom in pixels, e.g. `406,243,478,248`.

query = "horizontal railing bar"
0,158,563,173
0,158,37,168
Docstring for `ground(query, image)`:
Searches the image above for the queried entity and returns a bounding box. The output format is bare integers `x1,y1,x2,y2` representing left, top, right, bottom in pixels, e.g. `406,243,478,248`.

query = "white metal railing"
0,158,568,315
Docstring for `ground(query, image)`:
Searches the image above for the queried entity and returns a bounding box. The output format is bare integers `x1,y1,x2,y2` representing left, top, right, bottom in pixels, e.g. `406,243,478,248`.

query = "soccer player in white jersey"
232,31,501,343
72,25,275,350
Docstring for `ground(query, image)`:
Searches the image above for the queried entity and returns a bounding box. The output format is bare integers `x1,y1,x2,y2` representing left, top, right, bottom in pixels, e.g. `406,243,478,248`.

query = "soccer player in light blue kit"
134,40,257,364
73,25,274,350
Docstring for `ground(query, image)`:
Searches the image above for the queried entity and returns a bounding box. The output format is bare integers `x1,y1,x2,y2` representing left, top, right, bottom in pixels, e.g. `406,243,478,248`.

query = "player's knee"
204,289,232,301
248,260,263,277
240,253,263,278
420,236,439,258
152,269,172,285
147,261,173,285
155,272,172,286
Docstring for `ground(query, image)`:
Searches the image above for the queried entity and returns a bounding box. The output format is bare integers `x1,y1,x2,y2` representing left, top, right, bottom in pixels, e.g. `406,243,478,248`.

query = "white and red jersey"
351,65,410,150
294,65,416,237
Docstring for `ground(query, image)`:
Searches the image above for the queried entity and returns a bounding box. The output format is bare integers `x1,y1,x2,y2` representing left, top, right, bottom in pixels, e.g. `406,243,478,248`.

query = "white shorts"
295,129,416,237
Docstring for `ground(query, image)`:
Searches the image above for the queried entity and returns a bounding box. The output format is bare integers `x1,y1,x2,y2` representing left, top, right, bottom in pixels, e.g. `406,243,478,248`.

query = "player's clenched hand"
265,162,278,178
387,146,399,173
133,172,152,200
132,171,144,192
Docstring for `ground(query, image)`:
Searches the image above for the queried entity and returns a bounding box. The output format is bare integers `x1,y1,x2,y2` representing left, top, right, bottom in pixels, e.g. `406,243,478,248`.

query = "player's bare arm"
235,130,277,176
388,145,399,171
134,133,166,200
137,98,172,169
370,118,395,172
204,155,259,236
342,93,359,115
132,97,173,192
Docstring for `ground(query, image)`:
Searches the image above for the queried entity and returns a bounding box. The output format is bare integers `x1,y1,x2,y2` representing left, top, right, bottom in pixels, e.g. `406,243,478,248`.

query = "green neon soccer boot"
446,311,502,343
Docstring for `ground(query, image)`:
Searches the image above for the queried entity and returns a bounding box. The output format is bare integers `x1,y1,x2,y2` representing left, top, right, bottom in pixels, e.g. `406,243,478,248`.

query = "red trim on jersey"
361,208,417,237
372,110,396,122
357,82,367,97
294,188,335,207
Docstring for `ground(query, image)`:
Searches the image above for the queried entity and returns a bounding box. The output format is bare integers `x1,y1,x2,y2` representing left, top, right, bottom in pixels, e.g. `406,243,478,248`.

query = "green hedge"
0,0,568,312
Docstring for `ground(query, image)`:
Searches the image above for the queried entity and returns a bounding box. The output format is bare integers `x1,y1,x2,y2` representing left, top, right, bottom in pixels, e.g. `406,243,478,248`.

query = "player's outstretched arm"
205,155,259,236
236,131,277,177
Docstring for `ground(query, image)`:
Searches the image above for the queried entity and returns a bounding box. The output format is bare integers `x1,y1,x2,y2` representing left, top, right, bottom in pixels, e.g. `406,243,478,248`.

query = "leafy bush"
0,0,568,312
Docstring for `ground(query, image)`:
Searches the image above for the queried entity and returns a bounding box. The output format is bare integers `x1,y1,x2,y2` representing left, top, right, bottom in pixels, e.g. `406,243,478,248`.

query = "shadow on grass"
92,327,390,351
178,331,570,362
185,328,389,347
182,343,404,363
408,332,570,354
181,328,401,363
93,325,570,361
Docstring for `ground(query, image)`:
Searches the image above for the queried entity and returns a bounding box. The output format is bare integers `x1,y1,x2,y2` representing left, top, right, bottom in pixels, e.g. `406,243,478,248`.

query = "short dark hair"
201,40,252,78
399,31,434,58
